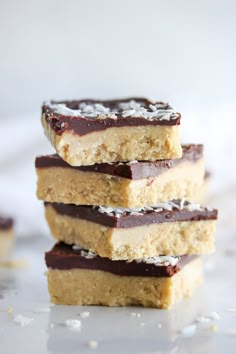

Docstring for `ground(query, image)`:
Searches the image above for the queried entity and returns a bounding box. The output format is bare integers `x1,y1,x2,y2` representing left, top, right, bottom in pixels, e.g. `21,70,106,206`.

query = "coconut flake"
65,319,81,331
134,255,180,267
97,200,208,218
209,311,220,321
47,99,179,122
72,245,83,250
80,250,96,259
13,314,34,327
88,340,98,349
80,311,90,319
180,324,197,337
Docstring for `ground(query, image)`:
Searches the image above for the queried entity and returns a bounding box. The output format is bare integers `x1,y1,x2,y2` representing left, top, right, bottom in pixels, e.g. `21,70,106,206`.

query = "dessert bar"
42,98,182,166
45,200,217,260
45,243,202,309
36,144,204,208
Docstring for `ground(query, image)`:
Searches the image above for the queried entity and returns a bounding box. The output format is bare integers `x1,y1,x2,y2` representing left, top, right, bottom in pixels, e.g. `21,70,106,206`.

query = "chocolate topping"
45,201,218,228
35,144,202,180
0,216,14,230
42,98,181,136
45,242,197,277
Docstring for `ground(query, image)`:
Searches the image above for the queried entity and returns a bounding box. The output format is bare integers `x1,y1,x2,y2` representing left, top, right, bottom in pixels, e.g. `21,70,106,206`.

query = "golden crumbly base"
37,159,204,208
193,180,210,204
46,258,203,309
0,229,14,259
45,205,216,260
42,114,182,166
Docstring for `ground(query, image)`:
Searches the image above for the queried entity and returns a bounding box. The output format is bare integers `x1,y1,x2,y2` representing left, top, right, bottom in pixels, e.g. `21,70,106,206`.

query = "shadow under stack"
35,98,218,309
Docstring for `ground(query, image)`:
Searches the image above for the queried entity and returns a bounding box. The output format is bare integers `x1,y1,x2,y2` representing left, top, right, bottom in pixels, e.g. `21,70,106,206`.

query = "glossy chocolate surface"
42,98,181,136
45,242,197,277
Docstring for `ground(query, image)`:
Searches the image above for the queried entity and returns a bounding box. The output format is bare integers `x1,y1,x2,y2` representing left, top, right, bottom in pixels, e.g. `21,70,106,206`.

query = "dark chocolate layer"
35,144,202,180
45,242,196,277
42,98,181,136
0,216,13,230
45,202,218,228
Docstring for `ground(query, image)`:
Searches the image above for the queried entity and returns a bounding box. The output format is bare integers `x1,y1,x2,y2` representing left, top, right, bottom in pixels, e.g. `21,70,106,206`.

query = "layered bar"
36,144,204,208
45,243,203,309
45,200,218,260
42,98,182,166
0,216,14,258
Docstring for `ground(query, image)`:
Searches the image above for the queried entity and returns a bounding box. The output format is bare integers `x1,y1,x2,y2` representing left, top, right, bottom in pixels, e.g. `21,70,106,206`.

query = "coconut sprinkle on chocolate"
45,99,180,122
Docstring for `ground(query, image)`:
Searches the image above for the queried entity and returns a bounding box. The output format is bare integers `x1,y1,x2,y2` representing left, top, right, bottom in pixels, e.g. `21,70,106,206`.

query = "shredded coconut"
196,312,220,326
72,245,83,250
134,255,180,266
209,311,220,321
80,311,90,319
74,243,179,266
119,100,179,121
130,312,141,317
65,319,81,331
180,324,197,337
88,340,98,349
73,245,96,259
196,316,211,324
13,314,34,327
80,250,97,259
97,200,210,218
47,99,180,122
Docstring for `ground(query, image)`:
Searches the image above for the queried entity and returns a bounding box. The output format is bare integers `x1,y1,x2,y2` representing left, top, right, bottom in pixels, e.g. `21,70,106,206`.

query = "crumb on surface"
88,340,98,349
7,307,13,315
13,314,34,327
65,319,81,331
80,311,90,319
211,324,218,332
180,324,197,337
130,312,141,318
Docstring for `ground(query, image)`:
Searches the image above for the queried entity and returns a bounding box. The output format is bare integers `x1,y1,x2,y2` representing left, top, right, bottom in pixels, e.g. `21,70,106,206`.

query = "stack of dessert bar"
35,98,218,309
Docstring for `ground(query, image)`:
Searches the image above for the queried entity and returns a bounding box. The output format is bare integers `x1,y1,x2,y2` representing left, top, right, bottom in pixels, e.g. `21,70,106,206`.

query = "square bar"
45,243,203,309
44,200,217,260
42,98,182,166
36,144,204,208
